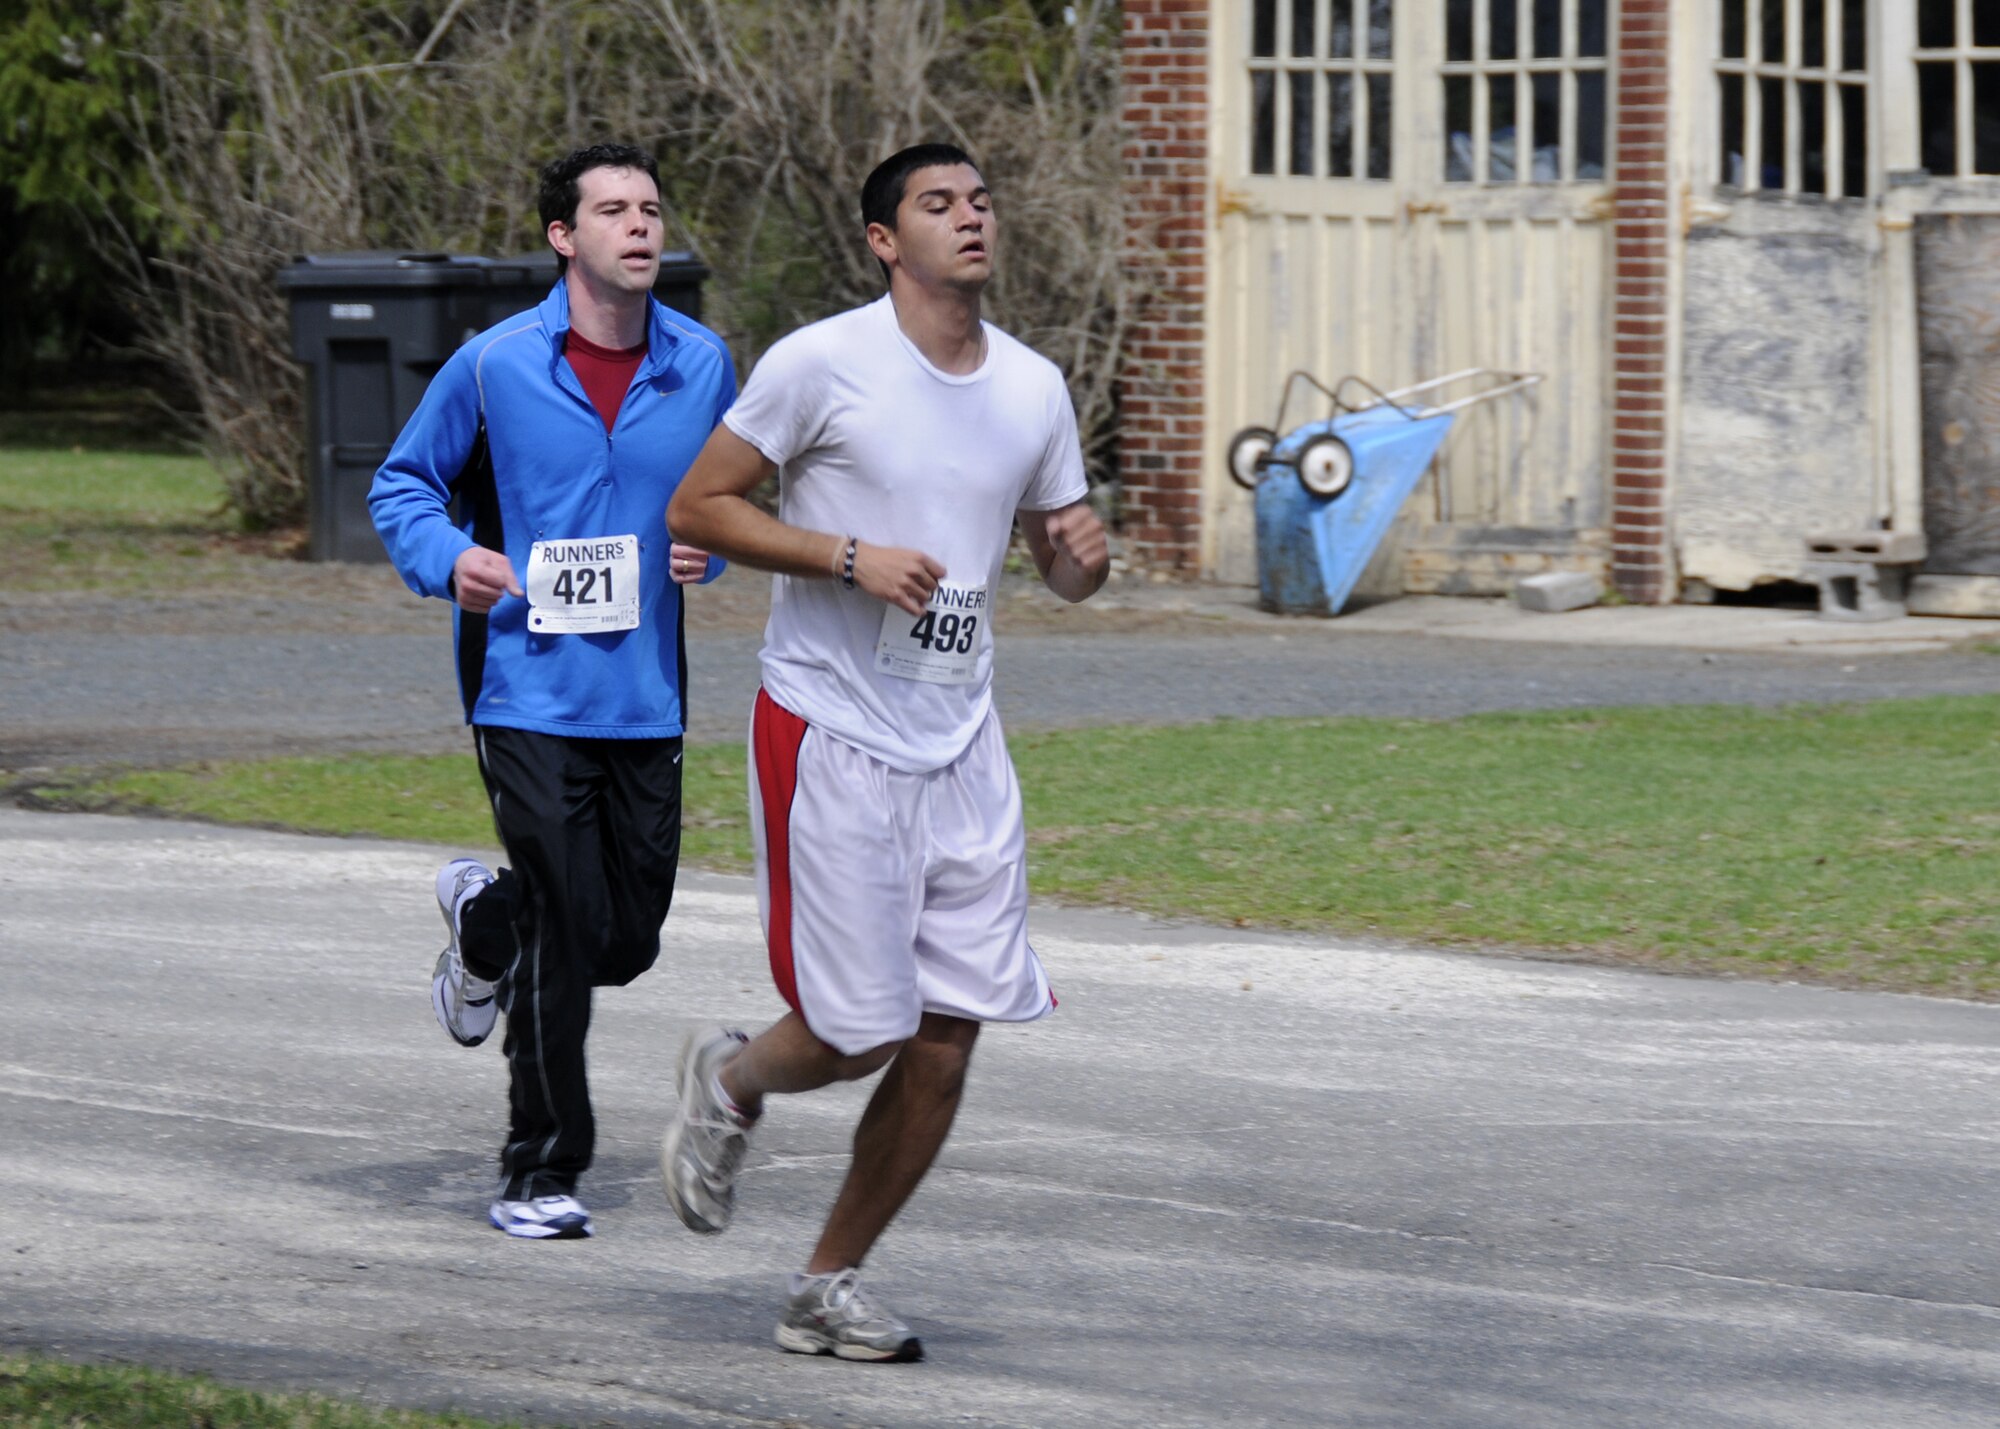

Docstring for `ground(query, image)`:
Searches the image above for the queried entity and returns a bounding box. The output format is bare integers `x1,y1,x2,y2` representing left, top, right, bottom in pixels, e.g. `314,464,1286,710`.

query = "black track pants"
463,724,683,1200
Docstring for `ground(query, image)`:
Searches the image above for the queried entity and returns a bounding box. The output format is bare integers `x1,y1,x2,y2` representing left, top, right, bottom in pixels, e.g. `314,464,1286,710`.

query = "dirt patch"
0,546,1269,639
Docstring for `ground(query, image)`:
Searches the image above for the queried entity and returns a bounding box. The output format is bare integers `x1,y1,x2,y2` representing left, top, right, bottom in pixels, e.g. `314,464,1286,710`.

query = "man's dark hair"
537,143,662,276
859,143,983,281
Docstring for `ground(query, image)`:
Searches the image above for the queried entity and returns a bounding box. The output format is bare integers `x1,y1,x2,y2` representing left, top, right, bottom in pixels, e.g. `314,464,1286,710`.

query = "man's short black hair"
860,143,981,231
537,143,662,276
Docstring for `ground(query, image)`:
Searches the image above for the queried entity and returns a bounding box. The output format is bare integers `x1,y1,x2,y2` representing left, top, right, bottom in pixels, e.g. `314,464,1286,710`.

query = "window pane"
1329,72,1356,176
1919,62,1956,176
1759,75,1786,188
1761,0,1785,65
1490,72,1519,180
1976,64,2000,175
1445,75,1473,180
1447,0,1472,62
1533,0,1562,58
1981,4,2000,48
1799,81,1827,194
1290,70,1317,174
1252,70,1277,173
1491,0,1517,59
1531,70,1561,181
1577,69,1606,180
1367,71,1393,176
1253,0,1278,57
1721,0,1745,59
1292,0,1316,57
1329,0,1354,57
1917,0,1954,50
1839,0,1865,71
1721,73,1746,186
1577,0,1607,58
1800,0,1824,69
1839,82,1866,197
1368,0,1392,58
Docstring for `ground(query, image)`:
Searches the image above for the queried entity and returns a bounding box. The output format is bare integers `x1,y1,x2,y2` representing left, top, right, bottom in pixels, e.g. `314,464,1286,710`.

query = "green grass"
1011,700,2000,996
46,747,755,873
0,446,228,521
36,697,2000,998
0,444,282,592
0,1352,512,1428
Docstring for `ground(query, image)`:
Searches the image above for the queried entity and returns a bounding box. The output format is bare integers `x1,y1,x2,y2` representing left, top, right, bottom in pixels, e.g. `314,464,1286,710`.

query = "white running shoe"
660,1025,754,1234
776,1269,924,1362
432,858,499,1047
489,1193,592,1239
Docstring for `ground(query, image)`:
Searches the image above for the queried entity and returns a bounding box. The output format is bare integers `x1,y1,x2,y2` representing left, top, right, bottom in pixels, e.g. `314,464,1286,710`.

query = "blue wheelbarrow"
1227,368,1542,616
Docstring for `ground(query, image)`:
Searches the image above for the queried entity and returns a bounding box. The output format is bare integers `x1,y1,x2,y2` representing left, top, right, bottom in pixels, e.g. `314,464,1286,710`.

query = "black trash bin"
278,249,710,563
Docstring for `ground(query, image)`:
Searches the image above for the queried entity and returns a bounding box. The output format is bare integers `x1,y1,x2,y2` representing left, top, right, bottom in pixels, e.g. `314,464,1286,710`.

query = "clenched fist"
451,546,523,614
852,539,947,617
1044,504,1109,578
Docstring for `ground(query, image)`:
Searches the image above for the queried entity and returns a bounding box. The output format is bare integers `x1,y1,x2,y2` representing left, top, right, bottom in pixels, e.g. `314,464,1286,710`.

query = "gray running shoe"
659,1025,753,1234
432,858,499,1047
775,1269,924,1362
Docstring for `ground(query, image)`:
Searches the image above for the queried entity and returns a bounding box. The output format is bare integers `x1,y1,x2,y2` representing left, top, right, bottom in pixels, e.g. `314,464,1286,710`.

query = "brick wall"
1609,0,1673,602
1119,0,1209,575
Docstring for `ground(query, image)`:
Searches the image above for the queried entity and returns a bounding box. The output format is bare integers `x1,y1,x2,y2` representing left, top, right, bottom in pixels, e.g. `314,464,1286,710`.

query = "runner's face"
880,164,994,290
551,165,662,298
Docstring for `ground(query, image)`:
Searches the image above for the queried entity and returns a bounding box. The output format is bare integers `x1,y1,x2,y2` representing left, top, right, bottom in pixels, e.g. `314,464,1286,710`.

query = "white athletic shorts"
747,687,1055,1055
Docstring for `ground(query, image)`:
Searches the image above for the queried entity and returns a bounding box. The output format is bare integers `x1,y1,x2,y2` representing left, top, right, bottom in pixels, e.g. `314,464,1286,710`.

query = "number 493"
909,610,977,654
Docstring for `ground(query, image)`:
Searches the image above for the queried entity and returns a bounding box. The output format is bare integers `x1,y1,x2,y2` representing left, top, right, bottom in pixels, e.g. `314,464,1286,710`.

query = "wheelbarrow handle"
1420,371,1543,416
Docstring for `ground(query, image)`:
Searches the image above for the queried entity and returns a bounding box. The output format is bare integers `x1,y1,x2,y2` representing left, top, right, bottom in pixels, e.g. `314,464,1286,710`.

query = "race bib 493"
526,535,640,634
875,581,988,685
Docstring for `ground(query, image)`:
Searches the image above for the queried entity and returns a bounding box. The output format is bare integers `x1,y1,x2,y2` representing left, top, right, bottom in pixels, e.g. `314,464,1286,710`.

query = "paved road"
6,809,2000,1427
8,605,2000,771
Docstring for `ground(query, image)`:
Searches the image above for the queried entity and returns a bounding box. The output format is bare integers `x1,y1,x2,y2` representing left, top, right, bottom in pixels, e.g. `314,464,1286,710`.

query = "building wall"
1675,207,1878,590
1124,2,1682,595
1119,0,1210,574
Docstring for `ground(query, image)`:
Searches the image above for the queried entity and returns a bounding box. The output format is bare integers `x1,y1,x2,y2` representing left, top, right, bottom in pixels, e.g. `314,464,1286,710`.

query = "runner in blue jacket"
369,143,734,1240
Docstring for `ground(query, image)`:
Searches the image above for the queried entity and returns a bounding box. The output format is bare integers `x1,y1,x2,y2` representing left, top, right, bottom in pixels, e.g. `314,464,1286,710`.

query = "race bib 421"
526,535,640,634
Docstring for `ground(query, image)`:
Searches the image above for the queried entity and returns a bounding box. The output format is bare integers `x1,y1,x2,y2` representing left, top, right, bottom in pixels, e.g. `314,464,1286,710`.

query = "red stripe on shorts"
752,688,810,1015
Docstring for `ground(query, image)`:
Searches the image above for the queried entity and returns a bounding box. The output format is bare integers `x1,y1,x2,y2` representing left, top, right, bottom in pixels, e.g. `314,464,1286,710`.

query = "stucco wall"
1676,204,1878,590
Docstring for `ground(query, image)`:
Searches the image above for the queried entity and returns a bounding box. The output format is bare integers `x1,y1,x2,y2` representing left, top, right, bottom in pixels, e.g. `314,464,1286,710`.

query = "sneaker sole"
434,865,495,1048
659,1112,726,1235
659,1029,734,1234
430,954,494,1048
489,1208,592,1240
774,1324,923,1362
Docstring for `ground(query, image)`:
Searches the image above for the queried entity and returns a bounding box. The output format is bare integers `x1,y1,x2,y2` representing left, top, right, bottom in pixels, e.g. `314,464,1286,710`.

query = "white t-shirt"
723,296,1088,773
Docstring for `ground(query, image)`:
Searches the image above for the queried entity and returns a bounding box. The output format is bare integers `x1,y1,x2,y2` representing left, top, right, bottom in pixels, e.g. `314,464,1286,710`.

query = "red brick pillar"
1609,0,1673,602
1119,0,1208,576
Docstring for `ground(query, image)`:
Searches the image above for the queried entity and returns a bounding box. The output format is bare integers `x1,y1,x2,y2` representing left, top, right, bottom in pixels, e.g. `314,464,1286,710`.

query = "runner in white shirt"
662,143,1109,1363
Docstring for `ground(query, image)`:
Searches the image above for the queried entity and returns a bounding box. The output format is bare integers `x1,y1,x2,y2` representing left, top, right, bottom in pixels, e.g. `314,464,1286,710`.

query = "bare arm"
667,426,945,616
1017,499,1110,604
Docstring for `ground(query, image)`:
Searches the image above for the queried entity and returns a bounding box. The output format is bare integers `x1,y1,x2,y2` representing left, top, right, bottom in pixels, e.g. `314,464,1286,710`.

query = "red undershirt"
563,330,648,433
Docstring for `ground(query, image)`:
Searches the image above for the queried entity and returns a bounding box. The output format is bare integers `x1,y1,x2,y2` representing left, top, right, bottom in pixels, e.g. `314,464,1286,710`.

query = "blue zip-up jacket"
369,282,735,739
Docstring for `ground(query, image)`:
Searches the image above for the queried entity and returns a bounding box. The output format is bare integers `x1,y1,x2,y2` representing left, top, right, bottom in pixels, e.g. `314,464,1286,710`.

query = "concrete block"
1907,574,2000,619
1514,571,1604,613
1805,530,1927,563
1804,559,1907,622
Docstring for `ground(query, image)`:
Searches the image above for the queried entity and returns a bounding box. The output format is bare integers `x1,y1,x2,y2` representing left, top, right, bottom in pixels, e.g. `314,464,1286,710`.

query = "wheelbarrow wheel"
1226,426,1277,491
1296,433,1355,498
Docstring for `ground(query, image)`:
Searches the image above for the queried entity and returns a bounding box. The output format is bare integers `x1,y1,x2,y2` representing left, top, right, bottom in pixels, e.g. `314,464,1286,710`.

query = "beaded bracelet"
840,537,858,590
